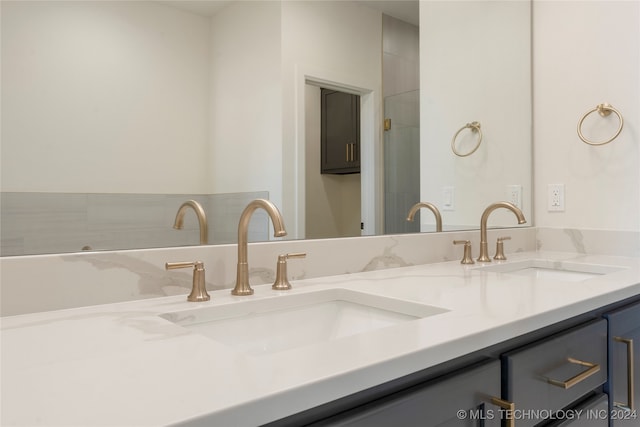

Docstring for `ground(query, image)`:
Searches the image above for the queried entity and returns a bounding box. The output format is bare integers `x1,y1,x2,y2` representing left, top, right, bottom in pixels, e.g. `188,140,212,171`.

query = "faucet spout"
173,200,208,245
478,201,526,262
406,202,443,232
232,199,287,296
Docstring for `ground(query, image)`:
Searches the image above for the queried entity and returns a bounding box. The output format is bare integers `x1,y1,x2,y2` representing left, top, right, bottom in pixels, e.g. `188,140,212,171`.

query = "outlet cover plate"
547,184,565,212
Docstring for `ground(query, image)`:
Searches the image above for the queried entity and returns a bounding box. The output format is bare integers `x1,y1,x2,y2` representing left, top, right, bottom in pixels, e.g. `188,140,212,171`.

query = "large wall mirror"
0,0,531,256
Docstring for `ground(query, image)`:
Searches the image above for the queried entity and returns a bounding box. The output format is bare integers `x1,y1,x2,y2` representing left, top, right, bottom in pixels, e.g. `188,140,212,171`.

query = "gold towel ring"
577,103,623,146
451,121,482,157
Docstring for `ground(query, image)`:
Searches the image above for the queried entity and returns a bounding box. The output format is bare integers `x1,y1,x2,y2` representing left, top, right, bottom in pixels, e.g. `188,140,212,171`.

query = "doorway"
305,84,362,239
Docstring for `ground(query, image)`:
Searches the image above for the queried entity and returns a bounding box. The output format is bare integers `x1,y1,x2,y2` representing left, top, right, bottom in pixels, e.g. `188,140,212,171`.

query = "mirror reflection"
0,0,531,256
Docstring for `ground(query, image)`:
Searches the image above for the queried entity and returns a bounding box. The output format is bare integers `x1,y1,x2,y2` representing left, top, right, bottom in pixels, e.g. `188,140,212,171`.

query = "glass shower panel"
384,90,420,234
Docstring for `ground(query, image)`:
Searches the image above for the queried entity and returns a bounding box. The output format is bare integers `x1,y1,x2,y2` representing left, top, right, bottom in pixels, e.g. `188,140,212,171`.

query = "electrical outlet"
506,185,523,209
547,184,565,211
442,186,455,211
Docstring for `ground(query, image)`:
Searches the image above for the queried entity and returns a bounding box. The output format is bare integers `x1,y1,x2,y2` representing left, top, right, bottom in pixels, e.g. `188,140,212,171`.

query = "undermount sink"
476,259,624,282
160,288,448,356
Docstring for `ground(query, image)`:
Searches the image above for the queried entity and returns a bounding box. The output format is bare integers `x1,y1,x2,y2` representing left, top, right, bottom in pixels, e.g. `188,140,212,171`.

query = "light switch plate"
506,185,523,209
442,186,455,211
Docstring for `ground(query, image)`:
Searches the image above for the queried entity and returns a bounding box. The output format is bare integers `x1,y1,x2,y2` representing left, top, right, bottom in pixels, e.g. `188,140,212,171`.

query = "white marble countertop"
2,251,640,426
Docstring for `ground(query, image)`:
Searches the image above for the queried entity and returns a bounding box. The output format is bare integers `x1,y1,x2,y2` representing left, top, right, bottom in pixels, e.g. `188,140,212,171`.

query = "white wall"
1,0,383,242
281,0,383,238
206,1,382,238
533,0,639,232
420,1,532,230
205,1,383,238
0,1,211,193
7,0,633,240
207,1,283,205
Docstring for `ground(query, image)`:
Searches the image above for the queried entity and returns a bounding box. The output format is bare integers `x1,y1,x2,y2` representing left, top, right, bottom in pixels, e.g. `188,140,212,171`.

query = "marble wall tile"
536,227,640,257
3,227,636,317
0,227,536,317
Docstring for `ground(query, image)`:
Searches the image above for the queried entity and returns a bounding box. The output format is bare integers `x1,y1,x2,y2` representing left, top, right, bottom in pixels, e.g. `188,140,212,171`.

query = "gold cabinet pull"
344,143,356,162
491,397,515,427
614,337,635,411
546,357,600,389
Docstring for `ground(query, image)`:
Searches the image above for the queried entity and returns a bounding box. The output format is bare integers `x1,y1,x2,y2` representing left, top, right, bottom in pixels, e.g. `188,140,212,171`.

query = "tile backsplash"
1,191,269,256
2,227,536,316
536,227,640,257
1,227,637,318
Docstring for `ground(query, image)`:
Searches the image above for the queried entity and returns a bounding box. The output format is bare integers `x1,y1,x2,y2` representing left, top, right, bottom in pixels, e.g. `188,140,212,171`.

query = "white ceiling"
359,1,419,26
158,1,232,17
159,1,419,26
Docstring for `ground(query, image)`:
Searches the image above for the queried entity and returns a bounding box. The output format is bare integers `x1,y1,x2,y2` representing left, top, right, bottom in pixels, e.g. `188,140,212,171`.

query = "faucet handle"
165,261,210,302
453,240,475,265
493,236,511,261
272,252,306,291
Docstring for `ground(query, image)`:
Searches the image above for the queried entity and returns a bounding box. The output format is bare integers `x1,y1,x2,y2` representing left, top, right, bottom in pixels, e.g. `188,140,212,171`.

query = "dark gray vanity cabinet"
501,319,608,427
266,296,640,427
605,301,640,426
309,360,502,427
321,89,360,174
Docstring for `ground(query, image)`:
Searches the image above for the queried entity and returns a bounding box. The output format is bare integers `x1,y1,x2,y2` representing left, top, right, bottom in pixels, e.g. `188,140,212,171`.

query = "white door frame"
291,64,383,239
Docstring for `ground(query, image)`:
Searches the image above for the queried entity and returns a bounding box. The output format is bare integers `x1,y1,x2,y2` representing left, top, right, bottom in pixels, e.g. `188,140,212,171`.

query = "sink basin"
160,288,447,356
476,259,623,282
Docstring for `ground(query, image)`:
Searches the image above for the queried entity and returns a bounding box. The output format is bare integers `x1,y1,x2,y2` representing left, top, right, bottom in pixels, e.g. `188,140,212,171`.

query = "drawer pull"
614,337,635,411
547,357,600,389
491,397,515,427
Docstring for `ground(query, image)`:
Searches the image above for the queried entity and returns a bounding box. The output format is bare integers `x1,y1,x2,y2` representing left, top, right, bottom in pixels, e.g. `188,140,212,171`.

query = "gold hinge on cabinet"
384,118,391,131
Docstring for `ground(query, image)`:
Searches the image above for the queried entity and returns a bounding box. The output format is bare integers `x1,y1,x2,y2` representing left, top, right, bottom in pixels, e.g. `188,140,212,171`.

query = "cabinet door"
605,301,640,427
546,393,609,427
321,89,360,174
310,360,502,427
502,319,608,427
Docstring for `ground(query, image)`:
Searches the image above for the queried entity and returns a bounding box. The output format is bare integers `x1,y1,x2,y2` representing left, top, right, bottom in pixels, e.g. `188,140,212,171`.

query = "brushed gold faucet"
173,200,208,245
272,252,306,291
407,202,443,232
453,240,475,264
165,261,210,302
232,199,287,296
478,202,526,262
494,236,511,261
